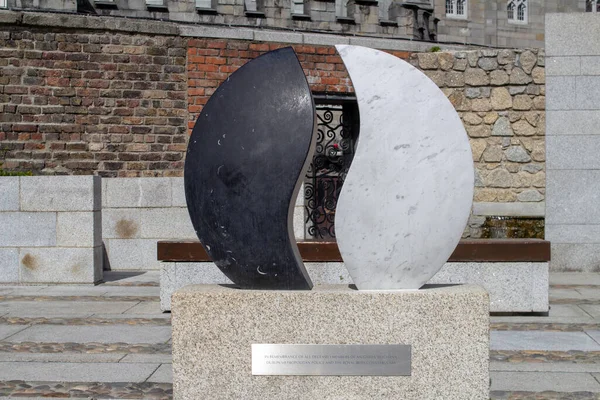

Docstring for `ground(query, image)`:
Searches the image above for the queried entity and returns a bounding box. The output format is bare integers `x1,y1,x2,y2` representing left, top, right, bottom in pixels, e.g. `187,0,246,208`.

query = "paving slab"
584,331,600,346
104,271,160,285
0,362,159,382
101,286,160,297
90,313,170,319
5,325,172,344
119,354,172,364
491,304,593,324
0,301,139,316
123,301,162,314
576,288,600,299
146,363,172,383
549,288,583,299
491,331,600,351
491,362,600,373
0,286,48,296
30,286,110,296
491,371,600,392
0,325,29,340
550,273,600,286
580,304,600,318
0,353,125,363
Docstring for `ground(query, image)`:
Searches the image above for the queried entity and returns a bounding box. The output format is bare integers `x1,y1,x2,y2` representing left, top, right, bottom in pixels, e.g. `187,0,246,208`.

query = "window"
587,0,600,12
196,0,212,8
0,0,6,7
507,0,527,23
446,0,466,18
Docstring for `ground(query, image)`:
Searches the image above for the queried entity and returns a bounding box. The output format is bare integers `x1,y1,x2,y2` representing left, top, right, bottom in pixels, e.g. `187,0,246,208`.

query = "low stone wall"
102,177,309,270
160,260,548,313
0,176,102,283
102,177,196,270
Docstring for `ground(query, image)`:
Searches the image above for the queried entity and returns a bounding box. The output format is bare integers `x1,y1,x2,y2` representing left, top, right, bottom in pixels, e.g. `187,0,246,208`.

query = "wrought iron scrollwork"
303,100,359,240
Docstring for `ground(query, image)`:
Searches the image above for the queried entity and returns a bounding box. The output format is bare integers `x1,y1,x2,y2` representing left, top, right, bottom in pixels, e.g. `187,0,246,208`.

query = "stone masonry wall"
0,16,547,231
0,27,188,177
409,48,546,231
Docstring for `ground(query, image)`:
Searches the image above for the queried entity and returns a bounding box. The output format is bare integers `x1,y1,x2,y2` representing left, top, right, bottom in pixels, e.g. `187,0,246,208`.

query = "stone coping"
0,10,475,52
158,239,551,263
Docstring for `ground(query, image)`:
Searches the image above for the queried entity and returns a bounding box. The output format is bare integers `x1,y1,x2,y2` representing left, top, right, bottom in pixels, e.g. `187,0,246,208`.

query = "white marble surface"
334,45,474,290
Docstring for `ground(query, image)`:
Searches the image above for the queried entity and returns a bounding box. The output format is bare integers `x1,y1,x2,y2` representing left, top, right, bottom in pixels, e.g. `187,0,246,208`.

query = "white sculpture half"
334,45,474,290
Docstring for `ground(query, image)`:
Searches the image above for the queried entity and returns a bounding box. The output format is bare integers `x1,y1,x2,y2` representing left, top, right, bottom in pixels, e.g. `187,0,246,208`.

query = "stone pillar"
0,176,102,284
546,13,600,271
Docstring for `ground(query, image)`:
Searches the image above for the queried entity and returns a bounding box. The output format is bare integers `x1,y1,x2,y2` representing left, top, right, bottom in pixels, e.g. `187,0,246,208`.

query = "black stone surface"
184,47,315,290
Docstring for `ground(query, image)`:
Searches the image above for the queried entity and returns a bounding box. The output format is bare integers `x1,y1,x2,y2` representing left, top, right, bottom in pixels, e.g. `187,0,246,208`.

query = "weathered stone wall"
0,26,188,177
409,48,546,231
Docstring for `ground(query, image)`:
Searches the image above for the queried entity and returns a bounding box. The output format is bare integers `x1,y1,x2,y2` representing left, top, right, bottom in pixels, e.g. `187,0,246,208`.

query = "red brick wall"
0,29,188,177
187,39,411,133
0,28,411,176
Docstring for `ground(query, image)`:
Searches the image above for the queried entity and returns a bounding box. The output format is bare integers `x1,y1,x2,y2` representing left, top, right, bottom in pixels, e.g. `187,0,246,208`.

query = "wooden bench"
158,239,551,314
158,239,550,263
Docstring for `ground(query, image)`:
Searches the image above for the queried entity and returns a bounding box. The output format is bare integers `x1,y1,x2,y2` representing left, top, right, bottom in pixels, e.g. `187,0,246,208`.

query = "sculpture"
184,47,315,290
334,45,474,290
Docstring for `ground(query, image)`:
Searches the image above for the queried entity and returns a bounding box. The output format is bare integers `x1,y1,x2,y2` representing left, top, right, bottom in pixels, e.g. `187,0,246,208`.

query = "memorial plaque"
252,344,411,376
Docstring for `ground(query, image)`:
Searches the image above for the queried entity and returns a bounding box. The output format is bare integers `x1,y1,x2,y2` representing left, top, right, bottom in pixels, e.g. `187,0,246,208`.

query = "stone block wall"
409,48,546,231
0,176,102,283
0,26,188,177
102,177,196,270
545,13,600,272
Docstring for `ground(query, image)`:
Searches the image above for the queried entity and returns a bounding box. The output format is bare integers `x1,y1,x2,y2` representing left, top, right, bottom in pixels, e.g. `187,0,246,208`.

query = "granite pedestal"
172,284,489,399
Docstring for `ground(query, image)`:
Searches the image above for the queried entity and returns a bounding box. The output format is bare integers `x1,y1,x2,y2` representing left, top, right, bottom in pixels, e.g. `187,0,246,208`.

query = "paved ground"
1,272,600,398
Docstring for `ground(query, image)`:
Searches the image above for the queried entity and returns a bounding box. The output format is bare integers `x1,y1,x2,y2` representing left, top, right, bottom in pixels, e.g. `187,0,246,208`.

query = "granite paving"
0,271,599,398
5,324,172,344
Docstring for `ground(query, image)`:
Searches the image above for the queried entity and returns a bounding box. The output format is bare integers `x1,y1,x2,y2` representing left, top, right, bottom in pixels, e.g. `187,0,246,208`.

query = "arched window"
507,2,515,20
507,0,526,23
446,0,466,18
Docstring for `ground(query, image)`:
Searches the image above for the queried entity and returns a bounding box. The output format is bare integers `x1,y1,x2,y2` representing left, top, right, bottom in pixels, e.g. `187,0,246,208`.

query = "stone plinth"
172,284,489,399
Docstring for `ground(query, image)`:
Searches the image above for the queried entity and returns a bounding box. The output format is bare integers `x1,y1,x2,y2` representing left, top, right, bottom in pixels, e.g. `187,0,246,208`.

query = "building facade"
0,0,591,48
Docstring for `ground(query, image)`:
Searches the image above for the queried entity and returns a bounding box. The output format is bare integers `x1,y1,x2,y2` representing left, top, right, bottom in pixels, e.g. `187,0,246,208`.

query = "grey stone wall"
0,176,102,283
433,0,585,48
0,0,587,48
546,13,600,272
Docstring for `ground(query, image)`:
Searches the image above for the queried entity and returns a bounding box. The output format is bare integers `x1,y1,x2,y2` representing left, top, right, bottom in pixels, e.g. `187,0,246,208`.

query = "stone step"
0,362,171,383
0,295,158,302
491,350,600,363
491,390,600,399
0,316,170,326
491,322,600,332
0,324,171,344
0,342,171,354
0,381,172,398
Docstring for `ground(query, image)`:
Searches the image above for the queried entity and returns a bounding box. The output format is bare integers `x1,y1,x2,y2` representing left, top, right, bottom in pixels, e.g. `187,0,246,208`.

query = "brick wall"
0,29,188,177
186,39,411,133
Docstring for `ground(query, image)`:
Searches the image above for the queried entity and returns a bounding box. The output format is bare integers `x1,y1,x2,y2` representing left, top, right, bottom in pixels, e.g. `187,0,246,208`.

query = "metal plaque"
252,344,411,376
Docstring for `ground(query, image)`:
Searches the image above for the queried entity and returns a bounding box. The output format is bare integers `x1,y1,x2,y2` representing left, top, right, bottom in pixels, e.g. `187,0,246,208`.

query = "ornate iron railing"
304,96,359,240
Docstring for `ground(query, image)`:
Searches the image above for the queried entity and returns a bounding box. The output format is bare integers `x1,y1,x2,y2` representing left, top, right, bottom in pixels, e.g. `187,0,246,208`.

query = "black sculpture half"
184,47,316,290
